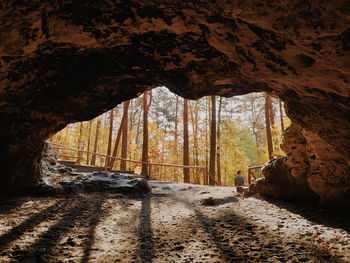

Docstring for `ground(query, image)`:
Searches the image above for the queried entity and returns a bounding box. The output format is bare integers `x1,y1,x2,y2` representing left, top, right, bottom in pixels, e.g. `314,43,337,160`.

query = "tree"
174,95,179,152
269,97,275,127
217,97,223,185
190,100,200,184
90,117,101,166
109,104,129,169
264,93,274,160
141,91,151,178
120,101,130,170
86,120,92,164
204,97,210,184
183,98,190,183
209,96,217,185
279,100,285,131
105,109,114,168
76,122,84,164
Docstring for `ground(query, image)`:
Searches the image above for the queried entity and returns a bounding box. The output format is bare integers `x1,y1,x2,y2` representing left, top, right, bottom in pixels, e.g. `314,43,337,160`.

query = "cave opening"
48,87,288,187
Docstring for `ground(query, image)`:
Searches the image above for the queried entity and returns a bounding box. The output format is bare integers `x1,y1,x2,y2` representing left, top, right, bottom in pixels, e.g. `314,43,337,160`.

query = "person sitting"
234,170,245,193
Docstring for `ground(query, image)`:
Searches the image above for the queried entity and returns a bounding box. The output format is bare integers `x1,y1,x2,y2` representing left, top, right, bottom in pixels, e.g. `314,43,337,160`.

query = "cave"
1,1,350,206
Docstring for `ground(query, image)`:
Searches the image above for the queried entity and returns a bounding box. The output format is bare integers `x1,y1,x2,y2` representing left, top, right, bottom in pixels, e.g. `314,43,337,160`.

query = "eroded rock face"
0,1,349,201
257,123,350,205
252,157,317,201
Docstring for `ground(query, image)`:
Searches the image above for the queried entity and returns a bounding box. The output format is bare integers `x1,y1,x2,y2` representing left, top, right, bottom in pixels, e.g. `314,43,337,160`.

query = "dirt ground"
0,181,349,263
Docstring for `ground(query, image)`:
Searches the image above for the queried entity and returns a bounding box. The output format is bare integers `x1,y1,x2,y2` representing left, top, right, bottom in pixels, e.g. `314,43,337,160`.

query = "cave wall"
0,1,349,199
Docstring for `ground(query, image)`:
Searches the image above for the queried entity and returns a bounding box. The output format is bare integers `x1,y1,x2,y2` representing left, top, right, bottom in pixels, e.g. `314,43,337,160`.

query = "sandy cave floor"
0,181,350,263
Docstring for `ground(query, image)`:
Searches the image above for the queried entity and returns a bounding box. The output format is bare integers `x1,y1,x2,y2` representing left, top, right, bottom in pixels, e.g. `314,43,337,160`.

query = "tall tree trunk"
77,122,84,164
268,95,275,127
209,96,217,185
105,109,114,168
183,98,190,183
134,108,142,160
190,101,199,184
128,100,134,170
174,95,179,153
279,100,285,131
86,120,92,164
90,117,101,166
194,101,199,169
205,97,210,184
109,103,129,169
189,102,195,181
265,93,274,160
217,97,222,185
120,101,130,171
141,91,150,179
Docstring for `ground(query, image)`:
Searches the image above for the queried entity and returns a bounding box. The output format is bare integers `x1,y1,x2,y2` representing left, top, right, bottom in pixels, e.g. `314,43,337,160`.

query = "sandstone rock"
59,172,151,194
42,143,58,166
253,157,317,201
0,1,349,205
302,130,350,206
41,143,74,176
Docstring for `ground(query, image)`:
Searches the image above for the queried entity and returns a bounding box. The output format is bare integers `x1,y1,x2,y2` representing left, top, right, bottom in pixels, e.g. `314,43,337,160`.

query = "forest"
51,87,289,186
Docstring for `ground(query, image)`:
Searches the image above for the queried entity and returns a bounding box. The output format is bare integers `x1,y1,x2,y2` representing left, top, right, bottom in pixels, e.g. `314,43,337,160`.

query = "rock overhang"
0,0,349,202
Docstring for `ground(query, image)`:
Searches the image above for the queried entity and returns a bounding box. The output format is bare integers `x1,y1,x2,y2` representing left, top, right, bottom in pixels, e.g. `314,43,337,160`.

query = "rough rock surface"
0,1,349,203
32,143,151,195
54,172,151,195
253,157,316,201
253,124,318,201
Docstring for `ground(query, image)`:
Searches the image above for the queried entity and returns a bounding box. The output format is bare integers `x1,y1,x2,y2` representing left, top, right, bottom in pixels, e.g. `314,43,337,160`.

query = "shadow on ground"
171,195,342,263
269,199,350,234
0,195,106,263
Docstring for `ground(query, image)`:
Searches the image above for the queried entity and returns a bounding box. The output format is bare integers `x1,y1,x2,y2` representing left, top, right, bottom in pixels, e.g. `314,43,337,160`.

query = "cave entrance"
49,87,288,186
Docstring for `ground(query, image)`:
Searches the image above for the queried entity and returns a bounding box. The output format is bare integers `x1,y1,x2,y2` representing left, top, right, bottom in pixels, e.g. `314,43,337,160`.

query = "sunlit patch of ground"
0,182,349,262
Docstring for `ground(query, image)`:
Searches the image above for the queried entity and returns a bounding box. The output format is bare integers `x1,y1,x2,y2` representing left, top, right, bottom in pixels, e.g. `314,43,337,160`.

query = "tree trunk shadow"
137,194,153,263
11,196,105,262
173,195,342,263
0,200,68,252
80,197,105,263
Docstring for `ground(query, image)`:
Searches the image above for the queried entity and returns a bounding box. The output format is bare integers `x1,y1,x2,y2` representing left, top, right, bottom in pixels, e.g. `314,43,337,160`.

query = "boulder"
253,157,318,202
